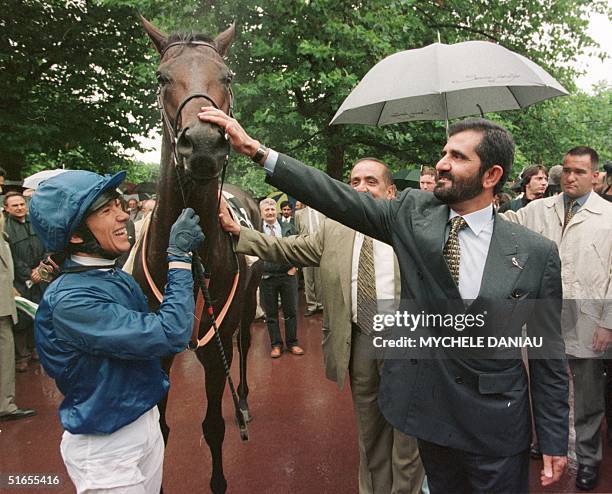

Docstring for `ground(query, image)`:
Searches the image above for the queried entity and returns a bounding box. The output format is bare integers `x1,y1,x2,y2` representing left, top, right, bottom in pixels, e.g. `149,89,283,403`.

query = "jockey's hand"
540,455,567,487
197,107,262,162
218,199,241,235
168,208,204,257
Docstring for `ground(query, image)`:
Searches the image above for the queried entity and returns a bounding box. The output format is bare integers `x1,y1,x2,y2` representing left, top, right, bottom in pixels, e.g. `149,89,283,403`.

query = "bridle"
156,40,235,183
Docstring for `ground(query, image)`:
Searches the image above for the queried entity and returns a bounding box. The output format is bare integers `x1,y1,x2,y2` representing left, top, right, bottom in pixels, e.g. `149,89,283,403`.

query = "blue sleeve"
51,267,195,359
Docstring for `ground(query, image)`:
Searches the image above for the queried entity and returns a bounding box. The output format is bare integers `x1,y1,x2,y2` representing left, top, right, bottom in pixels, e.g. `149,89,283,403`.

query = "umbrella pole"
443,92,449,138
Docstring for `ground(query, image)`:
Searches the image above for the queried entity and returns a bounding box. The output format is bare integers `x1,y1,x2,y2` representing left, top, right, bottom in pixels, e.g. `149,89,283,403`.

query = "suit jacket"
238,220,400,389
265,153,568,457
294,206,324,235
503,192,612,358
0,232,18,324
261,221,297,275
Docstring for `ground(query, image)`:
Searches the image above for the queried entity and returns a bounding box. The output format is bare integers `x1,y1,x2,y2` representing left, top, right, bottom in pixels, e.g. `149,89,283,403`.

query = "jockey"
29,170,203,494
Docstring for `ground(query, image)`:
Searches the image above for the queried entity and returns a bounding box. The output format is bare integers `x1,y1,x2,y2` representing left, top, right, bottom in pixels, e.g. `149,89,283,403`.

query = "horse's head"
141,16,235,183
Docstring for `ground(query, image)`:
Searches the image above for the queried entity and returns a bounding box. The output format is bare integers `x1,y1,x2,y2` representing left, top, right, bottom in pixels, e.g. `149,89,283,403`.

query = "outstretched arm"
199,107,397,245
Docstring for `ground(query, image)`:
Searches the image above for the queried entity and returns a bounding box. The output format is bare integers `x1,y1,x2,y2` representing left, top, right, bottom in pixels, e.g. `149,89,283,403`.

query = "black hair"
448,118,515,194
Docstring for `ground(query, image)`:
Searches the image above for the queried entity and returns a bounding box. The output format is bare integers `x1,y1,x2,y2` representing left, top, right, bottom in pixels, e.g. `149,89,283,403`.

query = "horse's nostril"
177,127,194,157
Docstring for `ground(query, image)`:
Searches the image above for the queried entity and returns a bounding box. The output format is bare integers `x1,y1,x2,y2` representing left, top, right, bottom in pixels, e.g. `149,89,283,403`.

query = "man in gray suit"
200,108,569,493
221,158,424,494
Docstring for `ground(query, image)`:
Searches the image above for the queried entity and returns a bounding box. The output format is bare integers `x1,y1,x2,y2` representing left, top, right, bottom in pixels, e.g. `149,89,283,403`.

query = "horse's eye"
156,71,169,85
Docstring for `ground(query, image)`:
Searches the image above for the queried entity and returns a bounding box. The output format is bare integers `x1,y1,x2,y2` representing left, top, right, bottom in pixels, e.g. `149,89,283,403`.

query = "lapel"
337,225,355,310
411,203,461,299
393,256,400,301
552,194,565,227
477,215,526,299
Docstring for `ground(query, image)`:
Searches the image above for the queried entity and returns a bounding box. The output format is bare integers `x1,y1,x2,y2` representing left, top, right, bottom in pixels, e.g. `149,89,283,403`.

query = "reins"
152,40,248,440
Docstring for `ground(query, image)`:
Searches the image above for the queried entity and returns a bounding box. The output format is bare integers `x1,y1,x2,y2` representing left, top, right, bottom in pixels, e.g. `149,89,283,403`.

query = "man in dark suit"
200,108,569,493
259,197,303,358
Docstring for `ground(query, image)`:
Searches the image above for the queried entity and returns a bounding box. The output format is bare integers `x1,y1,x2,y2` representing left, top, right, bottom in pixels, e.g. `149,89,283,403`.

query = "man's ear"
69,234,84,245
483,164,504,190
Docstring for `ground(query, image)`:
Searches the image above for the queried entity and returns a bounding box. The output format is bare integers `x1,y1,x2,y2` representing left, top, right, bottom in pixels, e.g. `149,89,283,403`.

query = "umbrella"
22,169,68,190
330,40,568,127
392,169,420,191
133,182,157,194
267,190,296,209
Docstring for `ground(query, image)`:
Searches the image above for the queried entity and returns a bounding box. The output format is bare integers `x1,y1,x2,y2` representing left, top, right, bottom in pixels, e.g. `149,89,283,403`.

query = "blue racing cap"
29,170,126,253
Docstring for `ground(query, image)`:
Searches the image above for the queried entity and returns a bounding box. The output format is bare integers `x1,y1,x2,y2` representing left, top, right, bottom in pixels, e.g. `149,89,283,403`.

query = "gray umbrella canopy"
330,41,568,127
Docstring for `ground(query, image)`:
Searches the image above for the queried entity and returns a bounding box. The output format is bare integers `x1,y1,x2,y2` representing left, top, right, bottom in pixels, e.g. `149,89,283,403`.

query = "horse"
133,16,262,494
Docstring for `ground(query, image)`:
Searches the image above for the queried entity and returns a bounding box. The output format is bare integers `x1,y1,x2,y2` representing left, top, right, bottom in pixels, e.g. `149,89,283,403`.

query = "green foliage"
0,0,158,179
2,0,609,195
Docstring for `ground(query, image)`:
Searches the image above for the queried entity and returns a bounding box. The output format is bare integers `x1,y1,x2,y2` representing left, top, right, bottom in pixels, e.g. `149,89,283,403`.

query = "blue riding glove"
167,208,204,258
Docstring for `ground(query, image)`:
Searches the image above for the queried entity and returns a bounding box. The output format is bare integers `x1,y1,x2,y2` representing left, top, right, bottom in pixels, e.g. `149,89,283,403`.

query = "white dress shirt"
263,221,282,238
448,204,494,300
350,233,396,323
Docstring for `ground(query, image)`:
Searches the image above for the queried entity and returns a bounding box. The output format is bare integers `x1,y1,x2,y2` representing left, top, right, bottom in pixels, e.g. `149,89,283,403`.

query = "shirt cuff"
263,149,279,175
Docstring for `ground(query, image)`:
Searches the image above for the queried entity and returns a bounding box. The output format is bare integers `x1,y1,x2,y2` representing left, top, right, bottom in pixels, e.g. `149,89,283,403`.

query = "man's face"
5,195,27,221
525,170,548,199
593,172,606,194
561,154,596,199
260,204,277,224
434,130,485,204
419,174,436,192
281,205,292,218
0,175,4,194
127,199,138,210
349,160,395,199
83,198,131,255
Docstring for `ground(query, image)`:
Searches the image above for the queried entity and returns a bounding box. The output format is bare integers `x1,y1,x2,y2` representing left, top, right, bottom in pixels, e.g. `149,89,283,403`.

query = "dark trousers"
260,273,298,349
418,439,529,494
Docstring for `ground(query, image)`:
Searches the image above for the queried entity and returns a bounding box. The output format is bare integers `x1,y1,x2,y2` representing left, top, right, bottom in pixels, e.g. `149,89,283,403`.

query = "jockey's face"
84,198,131,256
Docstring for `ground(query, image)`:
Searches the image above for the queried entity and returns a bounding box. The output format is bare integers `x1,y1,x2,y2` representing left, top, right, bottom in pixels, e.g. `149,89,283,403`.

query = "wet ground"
2,295,612,493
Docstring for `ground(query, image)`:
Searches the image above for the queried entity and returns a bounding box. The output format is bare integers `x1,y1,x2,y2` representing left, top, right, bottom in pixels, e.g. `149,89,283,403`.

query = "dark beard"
434,170,484,204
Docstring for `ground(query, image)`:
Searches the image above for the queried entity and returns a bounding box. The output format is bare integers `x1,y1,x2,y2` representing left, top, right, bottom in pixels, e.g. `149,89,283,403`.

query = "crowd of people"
202,106,611,494
1,115,611,493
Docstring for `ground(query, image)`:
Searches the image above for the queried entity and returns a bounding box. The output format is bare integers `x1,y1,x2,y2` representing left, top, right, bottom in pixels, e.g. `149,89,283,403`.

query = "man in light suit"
200,108,569,493
294,205,324,316
221,159,424,494
503,146,612,491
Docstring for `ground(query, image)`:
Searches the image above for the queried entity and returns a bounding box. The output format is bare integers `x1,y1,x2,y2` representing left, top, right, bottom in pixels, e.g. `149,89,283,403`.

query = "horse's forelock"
167,32,215,45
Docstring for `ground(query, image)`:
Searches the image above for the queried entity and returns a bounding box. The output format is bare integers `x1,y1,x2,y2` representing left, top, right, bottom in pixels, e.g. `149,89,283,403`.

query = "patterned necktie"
356,236,377,336
443,216,467,286
266,224,275,236
563,199,576,232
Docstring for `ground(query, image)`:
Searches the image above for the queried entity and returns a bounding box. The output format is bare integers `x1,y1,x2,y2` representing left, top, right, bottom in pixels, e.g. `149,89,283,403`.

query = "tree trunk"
324,125,345,180
0,150,25,181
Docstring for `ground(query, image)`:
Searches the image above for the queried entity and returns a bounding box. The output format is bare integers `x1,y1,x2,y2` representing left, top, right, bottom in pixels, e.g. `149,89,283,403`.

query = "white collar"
449,203,494,236
71,254,116,267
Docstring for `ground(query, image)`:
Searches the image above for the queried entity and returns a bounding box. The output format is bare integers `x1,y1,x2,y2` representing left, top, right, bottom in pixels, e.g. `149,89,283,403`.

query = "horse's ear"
139,14,168,54
214,22,236,58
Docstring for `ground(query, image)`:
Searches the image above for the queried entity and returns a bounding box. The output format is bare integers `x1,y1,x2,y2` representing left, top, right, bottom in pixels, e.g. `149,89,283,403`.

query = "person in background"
259,197,303,358
545,165,563,197
294,204,324,317
419,166,437,192
503,146,612,491
0,211,36,421
3,191,46,372
499,164,548,212
278,200,295,226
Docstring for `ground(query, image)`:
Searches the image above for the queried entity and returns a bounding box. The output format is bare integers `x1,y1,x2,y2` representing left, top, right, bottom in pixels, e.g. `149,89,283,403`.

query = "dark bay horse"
133,17,262,494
